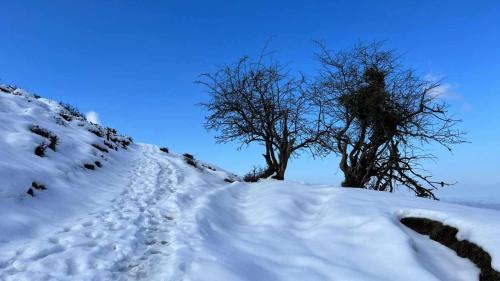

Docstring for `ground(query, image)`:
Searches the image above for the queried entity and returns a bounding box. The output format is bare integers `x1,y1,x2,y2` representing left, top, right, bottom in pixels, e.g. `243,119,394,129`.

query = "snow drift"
167,180,500,281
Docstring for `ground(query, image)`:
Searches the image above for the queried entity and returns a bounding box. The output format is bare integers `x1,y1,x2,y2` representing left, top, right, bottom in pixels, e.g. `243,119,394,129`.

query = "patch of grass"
119,137,132,149
103,140,117,151
30,125,52,139
202,164,216,171
105,127,117,140
29,125,58,151
59,102,85,119
88,128,103,137
108,136,132,149
54,117,67,126
92,143,109,153
59,113,73,122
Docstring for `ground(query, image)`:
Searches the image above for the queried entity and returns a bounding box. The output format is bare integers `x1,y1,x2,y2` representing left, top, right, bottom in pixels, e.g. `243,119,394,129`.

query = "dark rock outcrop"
401,217,500,281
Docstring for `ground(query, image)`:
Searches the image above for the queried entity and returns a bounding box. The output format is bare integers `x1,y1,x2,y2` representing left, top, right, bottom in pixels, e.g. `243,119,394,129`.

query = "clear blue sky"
1,1,499,190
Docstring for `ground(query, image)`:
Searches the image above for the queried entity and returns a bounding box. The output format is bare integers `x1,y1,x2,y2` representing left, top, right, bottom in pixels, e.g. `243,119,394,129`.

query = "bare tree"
199,55,326,180
315,42,465,198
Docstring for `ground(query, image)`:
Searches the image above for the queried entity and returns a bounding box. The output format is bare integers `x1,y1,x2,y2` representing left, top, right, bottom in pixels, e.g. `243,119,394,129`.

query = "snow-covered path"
0,145,181,281
1,143,499,281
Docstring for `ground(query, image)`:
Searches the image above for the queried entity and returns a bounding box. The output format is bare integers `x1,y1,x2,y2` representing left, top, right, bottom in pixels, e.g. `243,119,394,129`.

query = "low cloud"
85,111,99,124
425,74,470,112
425,74,455,98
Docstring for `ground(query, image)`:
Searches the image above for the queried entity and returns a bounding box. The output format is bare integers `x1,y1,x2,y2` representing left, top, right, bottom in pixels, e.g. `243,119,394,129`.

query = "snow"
1,87,500,280
0,87,134,245
167,180,500,281
436,184,500,211
1,144,185,280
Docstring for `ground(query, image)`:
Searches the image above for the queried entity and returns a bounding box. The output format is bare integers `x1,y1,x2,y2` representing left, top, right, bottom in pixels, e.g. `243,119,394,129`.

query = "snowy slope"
1,85,500,281
165,180,500,281
0,85,236,280
0,86,135,244
0,142,232,280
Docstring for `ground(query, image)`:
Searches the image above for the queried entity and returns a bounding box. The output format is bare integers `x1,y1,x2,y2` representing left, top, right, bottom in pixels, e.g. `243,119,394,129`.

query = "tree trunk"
273,169,285,180
263,145,291,181
341,166,370,188
270,150,289,180
341,173,364,188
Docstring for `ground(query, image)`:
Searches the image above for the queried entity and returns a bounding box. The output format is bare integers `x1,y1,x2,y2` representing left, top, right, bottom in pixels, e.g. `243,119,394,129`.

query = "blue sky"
1,1,499,189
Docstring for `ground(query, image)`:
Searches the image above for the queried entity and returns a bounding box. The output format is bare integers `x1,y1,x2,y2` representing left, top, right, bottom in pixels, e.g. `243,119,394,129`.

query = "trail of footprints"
0,146,179,280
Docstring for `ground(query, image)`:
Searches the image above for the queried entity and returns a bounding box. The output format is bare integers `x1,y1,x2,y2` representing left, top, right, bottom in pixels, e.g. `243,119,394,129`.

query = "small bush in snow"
34,143,48,157
59,113,73,122
92,143,109,153
32,182,47,190
89,124,132,150
119,137,133,149
105,127,117,140
30,125,52,139
26,182,47,197
224,178,234,183
59,102,85,119
183,153,197,167
88,128,104,138
120,141,130,150
26,188,35,197
0,85,15,93
104,140,118,151
29,125,59,151
95,161,102,168
243,166,272,183
84,163,95,170
202,164,216,171
183,153,194,160
47,135,59,151
54,117,67,126
160,147,169,153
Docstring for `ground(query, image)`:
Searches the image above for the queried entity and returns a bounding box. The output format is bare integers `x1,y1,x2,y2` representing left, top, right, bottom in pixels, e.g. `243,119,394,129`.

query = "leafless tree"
199,55,326,180
315,41,465,199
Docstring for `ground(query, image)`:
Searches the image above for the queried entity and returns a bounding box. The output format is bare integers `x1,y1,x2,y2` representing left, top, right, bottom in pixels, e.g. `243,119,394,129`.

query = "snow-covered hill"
171,181,500,281
0,85,134,242
1,86,499,281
